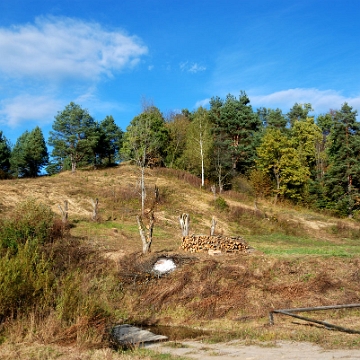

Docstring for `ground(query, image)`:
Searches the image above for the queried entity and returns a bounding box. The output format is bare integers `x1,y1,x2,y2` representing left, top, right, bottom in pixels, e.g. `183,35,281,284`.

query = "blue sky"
0,0,359,146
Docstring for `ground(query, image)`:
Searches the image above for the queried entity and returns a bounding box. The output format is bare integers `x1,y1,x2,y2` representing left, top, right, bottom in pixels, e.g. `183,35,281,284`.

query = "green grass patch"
248,233,360,256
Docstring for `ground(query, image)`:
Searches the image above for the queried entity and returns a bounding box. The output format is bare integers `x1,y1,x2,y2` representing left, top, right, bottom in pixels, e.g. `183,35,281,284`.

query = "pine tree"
257,107,288,130
26,127,48,177
324,103,360,216
10,127,48,177
209,91,261,177
0,131,11,178
287,103,313,127
95,115,123,166
10,131,29,177
48,102,97,173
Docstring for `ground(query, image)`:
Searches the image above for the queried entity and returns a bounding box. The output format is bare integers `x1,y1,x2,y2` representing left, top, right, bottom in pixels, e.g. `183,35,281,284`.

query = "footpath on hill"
148,340,360,360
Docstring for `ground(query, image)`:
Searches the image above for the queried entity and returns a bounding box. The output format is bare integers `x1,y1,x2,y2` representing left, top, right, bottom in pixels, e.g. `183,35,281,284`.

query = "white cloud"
180,61,206,73
250,88,360,114
0,94,62,128
0,16,148,81
195,98,210,108
0,17,149,129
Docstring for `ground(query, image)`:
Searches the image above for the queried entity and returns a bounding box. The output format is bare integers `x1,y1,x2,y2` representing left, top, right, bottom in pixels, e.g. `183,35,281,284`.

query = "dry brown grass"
118,255,360,323
0,342,156,360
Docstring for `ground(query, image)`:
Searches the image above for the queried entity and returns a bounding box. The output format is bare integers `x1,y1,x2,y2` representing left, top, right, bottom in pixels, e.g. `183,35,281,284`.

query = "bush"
232,175,254,195
214,197,229,212
0,242,54,319
0,198,55,251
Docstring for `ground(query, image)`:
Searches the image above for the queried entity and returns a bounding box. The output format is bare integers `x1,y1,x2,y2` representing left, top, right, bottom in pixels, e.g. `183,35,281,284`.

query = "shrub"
0,242,54,319
232,175,254,195
0,198,55,251
214,197,229,212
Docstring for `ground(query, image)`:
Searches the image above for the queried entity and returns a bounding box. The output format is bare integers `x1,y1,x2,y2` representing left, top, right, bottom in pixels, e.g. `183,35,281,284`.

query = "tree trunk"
154,185,160,204
140,165,146,216
137,213,154,254
139,149,146,216
199,116,205,187
70,154,76,173
273,167,280,205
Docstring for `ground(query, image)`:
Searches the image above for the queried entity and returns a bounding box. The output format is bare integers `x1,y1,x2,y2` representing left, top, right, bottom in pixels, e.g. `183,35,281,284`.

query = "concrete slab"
111,324,168,347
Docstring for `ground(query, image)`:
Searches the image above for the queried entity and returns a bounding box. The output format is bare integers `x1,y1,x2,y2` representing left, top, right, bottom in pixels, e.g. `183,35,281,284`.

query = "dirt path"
148,340,360,359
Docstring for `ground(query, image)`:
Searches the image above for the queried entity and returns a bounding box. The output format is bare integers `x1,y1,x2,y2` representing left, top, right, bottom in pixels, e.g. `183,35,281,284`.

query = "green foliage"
256,128,310,202
121,106,168,167
96,115,123,165
10,127,48,177
0,241,54,319
0,130,11,175
324,103,360,216
248,169,273,198
209,91,261,175
257,107,288,130
287,102,313,127
165,111,190,168
231,175,254,195
290,117,322,170
48,102,98,173
180,107,212,180
213,196,229,212
0,198,55,251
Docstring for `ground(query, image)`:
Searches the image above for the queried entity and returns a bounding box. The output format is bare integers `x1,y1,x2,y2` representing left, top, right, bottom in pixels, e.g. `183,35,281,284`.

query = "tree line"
0,93,359,217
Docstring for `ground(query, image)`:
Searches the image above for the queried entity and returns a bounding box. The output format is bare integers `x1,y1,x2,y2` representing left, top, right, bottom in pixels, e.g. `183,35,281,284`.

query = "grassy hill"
1,165,360,359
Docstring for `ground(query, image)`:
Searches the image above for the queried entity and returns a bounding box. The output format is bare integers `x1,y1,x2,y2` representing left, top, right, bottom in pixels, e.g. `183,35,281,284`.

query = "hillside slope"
1,165,360,353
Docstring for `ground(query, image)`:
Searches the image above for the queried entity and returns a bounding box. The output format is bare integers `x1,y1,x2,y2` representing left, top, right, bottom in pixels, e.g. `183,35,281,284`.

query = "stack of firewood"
180,234,250,254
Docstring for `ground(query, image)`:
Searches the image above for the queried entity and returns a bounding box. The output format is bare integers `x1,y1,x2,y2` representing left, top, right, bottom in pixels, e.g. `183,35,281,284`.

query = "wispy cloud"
180,61,206,73
250,88,360,114
195,98,210,109
0,16,148,81
195,88,360,116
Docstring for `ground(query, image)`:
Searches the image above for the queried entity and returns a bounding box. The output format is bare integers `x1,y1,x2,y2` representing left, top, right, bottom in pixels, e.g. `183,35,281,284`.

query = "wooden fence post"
91,198,99,221
58,200,68,224
179,213,190,236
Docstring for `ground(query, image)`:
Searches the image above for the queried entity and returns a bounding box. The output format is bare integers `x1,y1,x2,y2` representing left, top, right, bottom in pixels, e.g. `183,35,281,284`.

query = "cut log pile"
181,234,251,254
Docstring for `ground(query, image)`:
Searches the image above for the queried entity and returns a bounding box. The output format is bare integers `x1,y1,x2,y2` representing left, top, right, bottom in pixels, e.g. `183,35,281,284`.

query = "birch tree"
121,105,168,215
182,107,212,186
